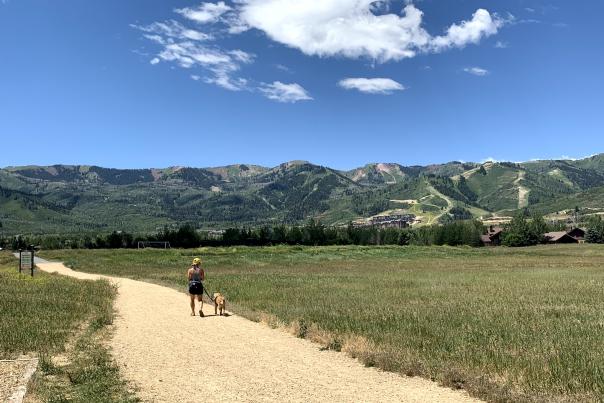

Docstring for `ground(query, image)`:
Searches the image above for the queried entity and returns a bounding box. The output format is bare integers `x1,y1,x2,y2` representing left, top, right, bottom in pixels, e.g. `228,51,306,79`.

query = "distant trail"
426,184,454,224
36,262,480,403
514,171,530,209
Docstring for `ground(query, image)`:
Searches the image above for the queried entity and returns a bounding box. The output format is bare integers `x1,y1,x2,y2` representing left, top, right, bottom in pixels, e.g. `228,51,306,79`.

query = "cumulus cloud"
175,1,232,24
238,1,505,62
464,67,489,76
430,9,503,51
338,78,405,94
259,82,312,103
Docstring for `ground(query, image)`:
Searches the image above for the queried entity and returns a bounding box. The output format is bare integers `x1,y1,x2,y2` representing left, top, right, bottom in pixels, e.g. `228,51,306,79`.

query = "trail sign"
19,250,34,277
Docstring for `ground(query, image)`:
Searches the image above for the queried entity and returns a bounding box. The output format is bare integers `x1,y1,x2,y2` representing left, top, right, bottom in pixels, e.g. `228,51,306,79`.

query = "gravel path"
0,361,29,402
1,359,38,403
37,262,480,403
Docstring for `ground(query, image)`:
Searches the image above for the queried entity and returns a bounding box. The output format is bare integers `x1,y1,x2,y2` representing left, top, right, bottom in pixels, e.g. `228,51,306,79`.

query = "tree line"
2,214,603,251
1,220,482,250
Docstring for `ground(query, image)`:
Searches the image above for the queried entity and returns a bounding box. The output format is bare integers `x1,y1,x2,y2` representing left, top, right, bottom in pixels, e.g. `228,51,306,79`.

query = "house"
480,234,495,246
567,228,586,242
543,231,579,244
481,226,503,246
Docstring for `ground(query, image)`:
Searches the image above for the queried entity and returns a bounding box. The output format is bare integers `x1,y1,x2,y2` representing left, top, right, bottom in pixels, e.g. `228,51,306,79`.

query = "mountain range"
1,154,604,235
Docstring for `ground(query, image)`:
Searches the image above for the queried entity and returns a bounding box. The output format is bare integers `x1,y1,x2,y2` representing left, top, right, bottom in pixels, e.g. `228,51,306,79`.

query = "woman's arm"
187,268,192,281
200,268,205,282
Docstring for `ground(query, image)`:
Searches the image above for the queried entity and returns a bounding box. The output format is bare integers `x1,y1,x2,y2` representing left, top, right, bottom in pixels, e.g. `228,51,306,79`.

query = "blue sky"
1,0,602,170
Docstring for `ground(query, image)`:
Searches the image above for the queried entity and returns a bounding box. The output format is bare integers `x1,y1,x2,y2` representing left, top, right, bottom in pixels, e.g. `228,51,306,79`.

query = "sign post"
19,248,34,277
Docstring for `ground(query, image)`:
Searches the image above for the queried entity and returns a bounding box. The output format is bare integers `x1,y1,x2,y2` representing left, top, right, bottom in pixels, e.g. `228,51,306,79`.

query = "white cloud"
494,40,509,49
259,82,312,103
338,78,405,94
132,14,256,92
430,9,503,51
229,49,255,64
131,20,211,42
464,67,489,76
238,2,505,62
175,2,232,24
275,64,292,73
133,5,260,93
134,1,506,100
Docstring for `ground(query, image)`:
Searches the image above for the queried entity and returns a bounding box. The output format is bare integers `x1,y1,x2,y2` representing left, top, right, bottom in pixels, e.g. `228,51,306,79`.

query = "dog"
213,292,226,316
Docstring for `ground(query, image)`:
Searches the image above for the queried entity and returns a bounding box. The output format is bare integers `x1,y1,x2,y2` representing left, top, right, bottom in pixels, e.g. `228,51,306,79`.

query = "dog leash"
202,282,216,303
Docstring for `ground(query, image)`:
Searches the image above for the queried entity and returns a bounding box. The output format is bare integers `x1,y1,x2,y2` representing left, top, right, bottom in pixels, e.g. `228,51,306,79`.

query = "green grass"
0,251,137,402
0,252,114,358
41,245,604,402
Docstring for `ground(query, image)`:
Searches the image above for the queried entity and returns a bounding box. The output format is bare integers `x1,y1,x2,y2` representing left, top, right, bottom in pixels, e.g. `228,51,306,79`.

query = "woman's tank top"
190,267,202,282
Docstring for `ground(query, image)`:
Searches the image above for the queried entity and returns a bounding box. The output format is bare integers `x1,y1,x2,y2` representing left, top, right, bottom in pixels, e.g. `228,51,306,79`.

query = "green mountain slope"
1,154,603,234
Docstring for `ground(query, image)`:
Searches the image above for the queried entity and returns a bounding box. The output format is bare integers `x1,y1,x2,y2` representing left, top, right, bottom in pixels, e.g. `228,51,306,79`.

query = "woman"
187,257,205,317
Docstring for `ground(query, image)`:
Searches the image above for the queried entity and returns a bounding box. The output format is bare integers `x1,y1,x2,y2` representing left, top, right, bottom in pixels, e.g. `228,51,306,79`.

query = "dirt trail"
37,262,480,403
426,184,454,225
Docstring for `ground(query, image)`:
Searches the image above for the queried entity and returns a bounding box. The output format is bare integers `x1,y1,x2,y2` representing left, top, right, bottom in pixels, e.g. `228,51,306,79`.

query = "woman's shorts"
188,281,203,295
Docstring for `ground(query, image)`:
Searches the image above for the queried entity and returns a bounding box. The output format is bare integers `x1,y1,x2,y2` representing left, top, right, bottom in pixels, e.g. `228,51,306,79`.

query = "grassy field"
0,251,136,402
41,245,604,402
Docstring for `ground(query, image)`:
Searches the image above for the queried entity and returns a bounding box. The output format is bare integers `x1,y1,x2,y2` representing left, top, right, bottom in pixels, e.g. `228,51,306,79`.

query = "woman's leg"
198,295,204,317
190,294,196,315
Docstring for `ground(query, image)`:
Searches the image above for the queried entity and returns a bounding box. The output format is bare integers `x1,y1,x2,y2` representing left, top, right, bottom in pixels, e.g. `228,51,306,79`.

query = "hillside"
1,154,604,234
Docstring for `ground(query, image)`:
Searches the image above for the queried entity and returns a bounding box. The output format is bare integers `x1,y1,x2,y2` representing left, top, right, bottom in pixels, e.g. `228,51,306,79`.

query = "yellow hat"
192,258,201,265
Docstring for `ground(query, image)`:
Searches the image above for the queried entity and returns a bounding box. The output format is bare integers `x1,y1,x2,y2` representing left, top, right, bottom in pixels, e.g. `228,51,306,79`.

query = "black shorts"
189,281,203,295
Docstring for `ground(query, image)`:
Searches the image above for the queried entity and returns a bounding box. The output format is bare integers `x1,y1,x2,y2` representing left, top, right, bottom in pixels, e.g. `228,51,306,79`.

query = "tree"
528,214,547,244
586,217,604,244
223,228,242,245
503,213,544,247
271,225,287,244
286,226,303,244
302,219,326,245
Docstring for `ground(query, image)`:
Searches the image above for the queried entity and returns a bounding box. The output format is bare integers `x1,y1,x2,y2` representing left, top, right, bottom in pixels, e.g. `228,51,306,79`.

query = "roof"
568,228,586,236
544,232,575,242
480,235,493,243
487,226,503,236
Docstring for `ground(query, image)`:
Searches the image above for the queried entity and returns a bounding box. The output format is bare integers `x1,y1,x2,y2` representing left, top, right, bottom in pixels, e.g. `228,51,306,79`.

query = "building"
355,214,415,229
481,226,503,246
543,231,579,244
567,228,586,242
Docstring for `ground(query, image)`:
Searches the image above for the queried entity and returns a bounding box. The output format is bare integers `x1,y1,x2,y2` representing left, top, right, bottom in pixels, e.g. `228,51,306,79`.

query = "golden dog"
213,293,226,316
